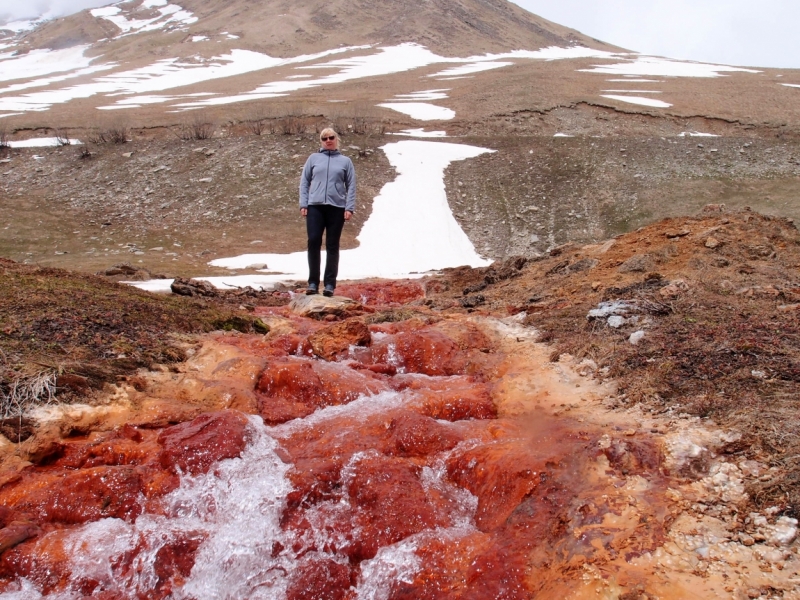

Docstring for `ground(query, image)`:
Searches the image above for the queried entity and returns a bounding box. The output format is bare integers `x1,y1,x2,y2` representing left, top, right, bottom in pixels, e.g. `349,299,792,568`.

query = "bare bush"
54,128,71,146
78,145,92,159
178,113,217,140
107,123,130,144
327,102,386,137
88,120,130,144
279,116,306,135
0,123,9,149
0,370,57,420
245,105,272,136
86,129,107,144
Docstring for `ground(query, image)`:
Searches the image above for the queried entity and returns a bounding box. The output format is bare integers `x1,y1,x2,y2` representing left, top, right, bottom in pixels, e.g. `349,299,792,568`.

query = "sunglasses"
321,136,336,141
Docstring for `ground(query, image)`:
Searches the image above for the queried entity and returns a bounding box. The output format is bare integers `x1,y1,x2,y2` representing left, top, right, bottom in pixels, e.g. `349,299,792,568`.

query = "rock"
607,315,626,328
286,558,352,600
778,303,800,312
389,412,463,457
618,253,654,273
575,359,598,377
629,330,646,345
289,294,360,319
192,147,207,153
463,282,487,295
197,177,213,183
705,236,721,249
170,277,218,297
97,263,139,276
483,256,527,283
665,229,690,238
0,521,41,554
765,516,799,546
336,280,425,305
565,258,598,274
307,319,371,361
157,411,251,475
738,533,755,546
587,300,634,320
343,454,440,561
255,357,387,424
460,294,485,308
659,279,689,298
122,152,133,158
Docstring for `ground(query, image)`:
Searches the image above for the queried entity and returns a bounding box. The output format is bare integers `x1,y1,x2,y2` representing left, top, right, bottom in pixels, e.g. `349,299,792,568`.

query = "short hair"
320,128,337,140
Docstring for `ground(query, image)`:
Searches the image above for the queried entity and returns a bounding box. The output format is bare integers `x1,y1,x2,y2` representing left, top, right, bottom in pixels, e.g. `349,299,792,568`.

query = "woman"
299,128,356,296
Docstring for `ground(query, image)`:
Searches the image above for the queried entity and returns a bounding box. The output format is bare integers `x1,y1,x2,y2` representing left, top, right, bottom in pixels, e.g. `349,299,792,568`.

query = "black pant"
306,204,345,289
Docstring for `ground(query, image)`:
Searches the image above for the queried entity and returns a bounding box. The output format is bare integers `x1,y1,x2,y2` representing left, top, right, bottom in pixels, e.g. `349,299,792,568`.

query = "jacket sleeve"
345,158,356,213
299,157,313,208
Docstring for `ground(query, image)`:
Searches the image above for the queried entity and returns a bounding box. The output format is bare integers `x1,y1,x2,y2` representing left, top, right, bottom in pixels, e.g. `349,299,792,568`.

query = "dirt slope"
23,0,617,59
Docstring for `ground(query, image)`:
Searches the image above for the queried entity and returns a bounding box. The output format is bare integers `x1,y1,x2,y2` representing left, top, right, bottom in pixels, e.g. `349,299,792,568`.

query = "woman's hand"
300,208,307,217
344,211,353,221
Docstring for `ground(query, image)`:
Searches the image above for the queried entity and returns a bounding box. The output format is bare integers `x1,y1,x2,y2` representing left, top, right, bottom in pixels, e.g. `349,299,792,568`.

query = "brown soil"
423,206,800,516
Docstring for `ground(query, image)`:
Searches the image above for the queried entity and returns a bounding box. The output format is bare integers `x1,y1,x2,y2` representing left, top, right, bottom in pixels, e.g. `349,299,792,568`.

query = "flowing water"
0,308,793,599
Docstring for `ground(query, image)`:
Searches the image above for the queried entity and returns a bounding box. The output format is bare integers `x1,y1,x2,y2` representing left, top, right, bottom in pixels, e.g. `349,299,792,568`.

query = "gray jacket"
299,149,356,213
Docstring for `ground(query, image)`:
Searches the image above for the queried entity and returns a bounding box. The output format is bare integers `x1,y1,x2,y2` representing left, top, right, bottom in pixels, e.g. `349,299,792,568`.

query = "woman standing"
299,128,356,296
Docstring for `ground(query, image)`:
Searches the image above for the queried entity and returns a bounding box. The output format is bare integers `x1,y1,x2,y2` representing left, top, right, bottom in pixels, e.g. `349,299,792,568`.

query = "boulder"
288,295,360,319
618,253,654,273
157,411,250,475
170,277,218,297
307,319,371,361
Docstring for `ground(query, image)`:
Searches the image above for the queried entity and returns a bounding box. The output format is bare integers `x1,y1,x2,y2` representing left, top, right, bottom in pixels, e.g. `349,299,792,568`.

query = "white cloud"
511,0,800,69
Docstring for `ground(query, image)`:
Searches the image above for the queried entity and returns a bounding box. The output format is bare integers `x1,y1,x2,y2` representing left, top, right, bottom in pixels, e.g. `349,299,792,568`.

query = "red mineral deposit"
307,319,371,361
256,357,388,424
157,410,251,475
335,281,425,306
0,310,680,600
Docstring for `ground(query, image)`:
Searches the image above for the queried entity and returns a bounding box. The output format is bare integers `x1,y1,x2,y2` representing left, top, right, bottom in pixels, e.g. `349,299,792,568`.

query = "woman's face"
321,132,338,150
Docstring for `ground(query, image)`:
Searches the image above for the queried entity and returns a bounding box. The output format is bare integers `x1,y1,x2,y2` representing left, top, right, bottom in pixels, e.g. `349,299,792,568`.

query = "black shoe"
323,285,334,297
306,284,318,295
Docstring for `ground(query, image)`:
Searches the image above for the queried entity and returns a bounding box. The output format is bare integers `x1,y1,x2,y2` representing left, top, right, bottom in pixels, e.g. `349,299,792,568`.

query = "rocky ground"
1,127,799,278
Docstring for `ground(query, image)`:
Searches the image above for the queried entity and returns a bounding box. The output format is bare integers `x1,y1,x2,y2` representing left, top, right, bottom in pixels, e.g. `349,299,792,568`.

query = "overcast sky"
511,0,800,69
1,0,798,70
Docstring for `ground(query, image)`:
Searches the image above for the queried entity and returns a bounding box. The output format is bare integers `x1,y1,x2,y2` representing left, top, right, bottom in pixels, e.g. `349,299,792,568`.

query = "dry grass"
0,259,251,407
427,209,800,516
0,370,57,420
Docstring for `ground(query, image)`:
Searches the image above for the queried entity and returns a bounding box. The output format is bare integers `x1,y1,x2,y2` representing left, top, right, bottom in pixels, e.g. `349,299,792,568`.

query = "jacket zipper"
324,151,331,206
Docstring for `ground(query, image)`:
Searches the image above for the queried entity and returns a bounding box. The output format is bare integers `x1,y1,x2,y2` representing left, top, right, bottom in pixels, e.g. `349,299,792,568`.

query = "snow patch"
601,94,672,108
0,45,95,83
91,3,198,36
601,89,662,93
390,89,450,101
678,131,718,137
429,61,513,78
133,140,494,291
389,129,448,138
582,56,760,78
377,102,455,120
7,137,82,147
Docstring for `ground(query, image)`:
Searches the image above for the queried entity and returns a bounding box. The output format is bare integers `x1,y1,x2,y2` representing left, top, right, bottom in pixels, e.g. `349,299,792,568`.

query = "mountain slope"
22,0,618,59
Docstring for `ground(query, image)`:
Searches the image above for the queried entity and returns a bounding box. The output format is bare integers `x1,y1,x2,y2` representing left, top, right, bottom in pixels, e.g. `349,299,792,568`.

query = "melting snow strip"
600,94,672,108
377,102,455,120
132,140,494,292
